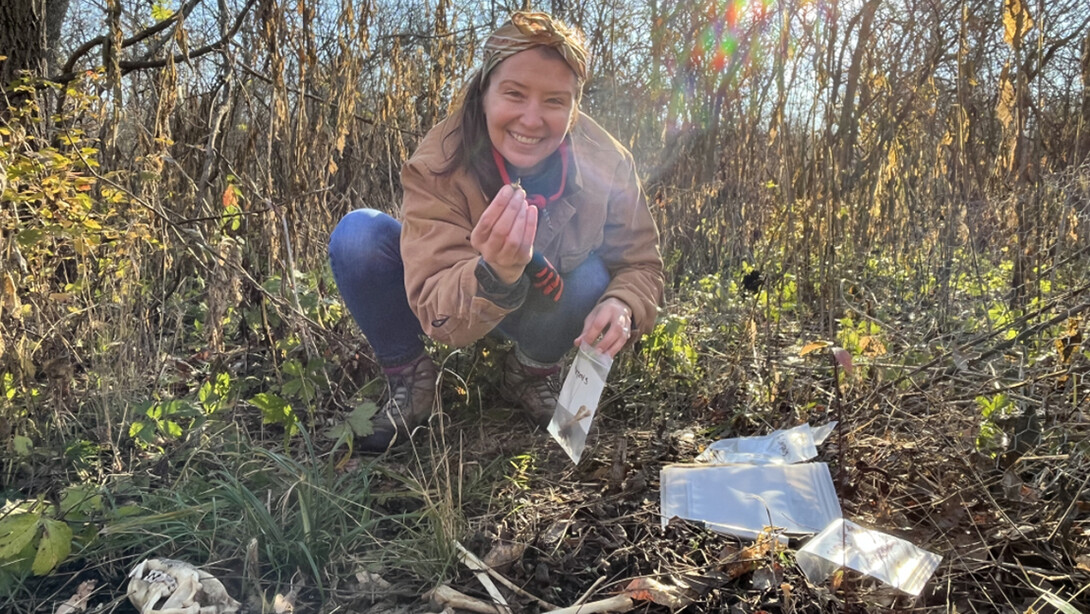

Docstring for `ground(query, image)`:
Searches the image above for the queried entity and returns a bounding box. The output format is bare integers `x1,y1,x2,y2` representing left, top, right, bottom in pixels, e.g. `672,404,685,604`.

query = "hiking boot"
359,354,438,453
500,352,561,427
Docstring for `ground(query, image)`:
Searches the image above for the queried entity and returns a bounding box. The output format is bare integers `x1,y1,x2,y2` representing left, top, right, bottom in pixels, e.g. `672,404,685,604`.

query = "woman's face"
482,47,579,175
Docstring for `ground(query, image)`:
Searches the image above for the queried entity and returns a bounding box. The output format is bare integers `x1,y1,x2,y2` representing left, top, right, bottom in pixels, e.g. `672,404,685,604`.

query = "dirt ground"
335,337,1090,614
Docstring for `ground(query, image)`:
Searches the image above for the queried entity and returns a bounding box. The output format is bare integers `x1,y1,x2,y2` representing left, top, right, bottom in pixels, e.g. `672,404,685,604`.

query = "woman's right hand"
470,184,538,284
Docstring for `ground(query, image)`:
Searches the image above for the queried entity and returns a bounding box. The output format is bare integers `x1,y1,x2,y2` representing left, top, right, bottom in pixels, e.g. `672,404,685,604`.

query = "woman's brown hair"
438,69,501,195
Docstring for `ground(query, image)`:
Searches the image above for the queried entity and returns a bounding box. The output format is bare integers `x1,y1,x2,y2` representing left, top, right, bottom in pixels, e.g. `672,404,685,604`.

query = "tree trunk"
0,0,68,86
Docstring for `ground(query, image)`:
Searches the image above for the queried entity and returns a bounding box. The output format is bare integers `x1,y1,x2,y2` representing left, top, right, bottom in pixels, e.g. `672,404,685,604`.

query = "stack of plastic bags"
659,422,942,597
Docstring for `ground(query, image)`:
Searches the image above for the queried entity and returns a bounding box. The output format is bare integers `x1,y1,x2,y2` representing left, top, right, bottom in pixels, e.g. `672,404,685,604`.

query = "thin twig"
573,576,607,606
454,543,511,614
1046,469,1090,541
232,59,421,137
454,541,560,611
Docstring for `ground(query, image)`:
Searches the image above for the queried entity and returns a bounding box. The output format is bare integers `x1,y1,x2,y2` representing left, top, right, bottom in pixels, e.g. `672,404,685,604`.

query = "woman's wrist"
482,259,525,285
474,258,528,308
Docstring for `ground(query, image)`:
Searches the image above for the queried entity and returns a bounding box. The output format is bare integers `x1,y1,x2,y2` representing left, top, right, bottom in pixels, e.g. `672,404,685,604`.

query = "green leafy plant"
324,401,378,467
129,399,202,449
198,372,234,414
506,453,536,491
249,392,300,441
281,358,328,405
643,314,699,377
976,393,1013,455
836,317,887,376
0,502,73,578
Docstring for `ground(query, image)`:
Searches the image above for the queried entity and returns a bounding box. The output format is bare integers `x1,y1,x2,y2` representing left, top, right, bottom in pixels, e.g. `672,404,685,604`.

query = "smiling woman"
327,11,664,453
483,47,578,175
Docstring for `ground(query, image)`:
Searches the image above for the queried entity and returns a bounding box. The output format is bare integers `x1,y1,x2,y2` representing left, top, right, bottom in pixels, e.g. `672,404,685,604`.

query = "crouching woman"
328,11,664,452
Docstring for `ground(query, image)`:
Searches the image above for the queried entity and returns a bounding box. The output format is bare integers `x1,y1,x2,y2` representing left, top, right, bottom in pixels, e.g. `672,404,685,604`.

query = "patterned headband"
480,11,588,84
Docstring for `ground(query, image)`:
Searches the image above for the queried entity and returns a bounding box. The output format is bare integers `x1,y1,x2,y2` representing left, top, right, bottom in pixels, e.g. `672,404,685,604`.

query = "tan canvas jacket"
399,111,664,348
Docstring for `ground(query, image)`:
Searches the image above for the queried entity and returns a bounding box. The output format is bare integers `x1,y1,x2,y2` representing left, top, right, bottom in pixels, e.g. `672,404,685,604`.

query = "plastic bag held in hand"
548,343,613,463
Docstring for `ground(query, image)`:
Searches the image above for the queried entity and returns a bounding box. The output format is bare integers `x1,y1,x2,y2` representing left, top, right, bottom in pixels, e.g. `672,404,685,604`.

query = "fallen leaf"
56,580,96,614
720,536,772,580
356,570,392,596
222,185,238,209
830,568,844,591
858,335,886,357
624,576,693,608
1,272,18,316
482,541,527,570
542,519,573,547
800,341,830,356
1075,555,1090,573
273,591,296,614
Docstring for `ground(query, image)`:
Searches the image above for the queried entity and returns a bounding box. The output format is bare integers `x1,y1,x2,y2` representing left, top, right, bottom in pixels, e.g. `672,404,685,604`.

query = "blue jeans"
329,209,610,366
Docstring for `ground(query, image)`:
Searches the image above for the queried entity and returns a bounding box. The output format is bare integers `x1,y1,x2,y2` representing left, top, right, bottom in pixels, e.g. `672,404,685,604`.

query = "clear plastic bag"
695,422,837,465
796,518,942,596
548,343,613,464
659,463,842,540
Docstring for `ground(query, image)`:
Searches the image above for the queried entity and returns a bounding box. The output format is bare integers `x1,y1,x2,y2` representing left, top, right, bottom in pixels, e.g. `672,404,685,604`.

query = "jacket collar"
532,129,586,248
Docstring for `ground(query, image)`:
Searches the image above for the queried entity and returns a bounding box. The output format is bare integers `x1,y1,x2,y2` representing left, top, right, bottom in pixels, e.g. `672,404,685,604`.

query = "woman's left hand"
574,297,633,358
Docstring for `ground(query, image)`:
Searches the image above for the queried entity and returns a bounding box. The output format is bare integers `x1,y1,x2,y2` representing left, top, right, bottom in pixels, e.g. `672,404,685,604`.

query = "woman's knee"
328,209,400,268
564,254,611,312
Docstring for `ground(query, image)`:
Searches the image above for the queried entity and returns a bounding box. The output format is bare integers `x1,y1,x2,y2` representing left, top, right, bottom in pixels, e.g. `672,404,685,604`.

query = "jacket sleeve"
595,152,665,339
399,158,520,347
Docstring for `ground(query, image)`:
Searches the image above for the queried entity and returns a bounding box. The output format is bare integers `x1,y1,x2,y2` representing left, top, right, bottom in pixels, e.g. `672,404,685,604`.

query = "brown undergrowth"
3,259,1088,613
321,278,1090,613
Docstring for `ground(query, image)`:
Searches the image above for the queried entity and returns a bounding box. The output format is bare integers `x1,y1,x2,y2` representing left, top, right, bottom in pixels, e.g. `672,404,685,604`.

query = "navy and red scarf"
491,141,570,210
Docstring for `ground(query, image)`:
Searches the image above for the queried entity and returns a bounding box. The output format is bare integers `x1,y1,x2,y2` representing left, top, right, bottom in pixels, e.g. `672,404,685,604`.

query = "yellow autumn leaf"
996,63,1015,130
859,335,887,357
1,272,18,316
800,341,830,356
1002,0,1033,48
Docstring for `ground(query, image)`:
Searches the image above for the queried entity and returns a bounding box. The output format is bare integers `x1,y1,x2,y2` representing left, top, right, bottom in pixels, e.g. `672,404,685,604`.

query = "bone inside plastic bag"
548,343,613,464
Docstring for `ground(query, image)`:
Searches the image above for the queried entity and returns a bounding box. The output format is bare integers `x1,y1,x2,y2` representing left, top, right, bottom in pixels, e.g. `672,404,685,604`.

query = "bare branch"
49,0,256,84
59,0,205,77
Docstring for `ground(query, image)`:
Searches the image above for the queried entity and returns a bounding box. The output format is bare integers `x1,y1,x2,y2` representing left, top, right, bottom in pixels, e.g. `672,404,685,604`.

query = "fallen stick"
454,542,512,614
454,541,561,610
425,585,505,614
572,576,607,606
541,594,635,614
